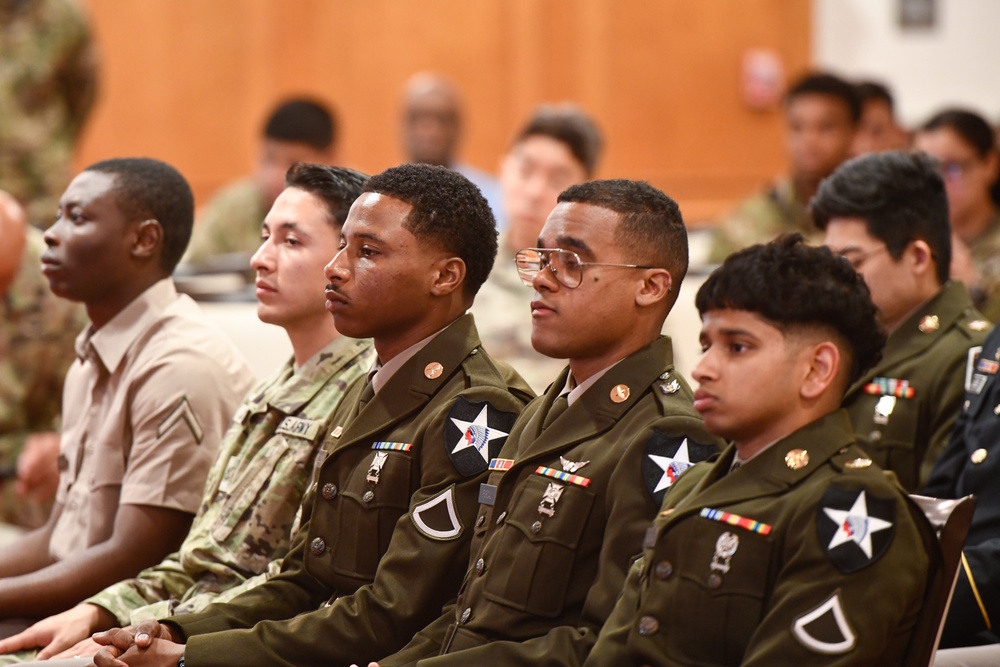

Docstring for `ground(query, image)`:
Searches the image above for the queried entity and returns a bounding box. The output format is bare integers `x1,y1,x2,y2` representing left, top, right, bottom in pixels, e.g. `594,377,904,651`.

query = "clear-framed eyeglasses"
514,247,657,289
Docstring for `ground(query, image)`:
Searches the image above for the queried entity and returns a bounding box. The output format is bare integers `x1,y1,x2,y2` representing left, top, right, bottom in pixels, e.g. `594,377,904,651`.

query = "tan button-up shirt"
50,279,256,561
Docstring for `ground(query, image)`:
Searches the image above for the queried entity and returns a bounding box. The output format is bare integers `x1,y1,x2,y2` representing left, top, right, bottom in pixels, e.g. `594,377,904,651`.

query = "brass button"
363,490,374,503
310,537,326,556
531,520,542,534
654,561,673,580
868,430,882,443
495,511,507,525
972,448,988,464
460,607,472,624
476,514,486,528
637,615,659,636
475,558,485,575
707,573,722,589
321,483,338,500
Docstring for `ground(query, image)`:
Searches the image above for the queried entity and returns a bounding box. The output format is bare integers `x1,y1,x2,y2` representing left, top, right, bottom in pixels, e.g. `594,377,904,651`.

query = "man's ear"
635,268,672,307
800,340,840,400
429,256,467,296
907,239,934,277
131,219,162,260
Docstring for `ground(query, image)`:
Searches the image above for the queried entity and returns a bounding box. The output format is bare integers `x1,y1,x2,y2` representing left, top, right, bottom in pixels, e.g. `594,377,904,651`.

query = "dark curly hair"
364,163,497,297
85,157,194,273
786,72,862,124
696,234,885,386
285,163,367,229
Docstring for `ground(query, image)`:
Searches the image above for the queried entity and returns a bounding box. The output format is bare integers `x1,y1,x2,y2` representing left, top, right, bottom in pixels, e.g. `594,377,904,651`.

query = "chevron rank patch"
445,397,517,477
412,485,463,541
642,431,716,505
793,592,857,655
817,485,896,573
157,397,204,444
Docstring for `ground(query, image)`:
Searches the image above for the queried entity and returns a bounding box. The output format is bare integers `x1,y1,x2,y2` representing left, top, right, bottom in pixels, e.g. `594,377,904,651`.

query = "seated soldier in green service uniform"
0,164,374,662
816,151,990,491
367,179,721,667
583,234,937,666
89,164,533,667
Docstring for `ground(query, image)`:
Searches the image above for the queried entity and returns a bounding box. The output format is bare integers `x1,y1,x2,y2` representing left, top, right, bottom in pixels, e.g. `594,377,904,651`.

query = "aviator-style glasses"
514,247,657,289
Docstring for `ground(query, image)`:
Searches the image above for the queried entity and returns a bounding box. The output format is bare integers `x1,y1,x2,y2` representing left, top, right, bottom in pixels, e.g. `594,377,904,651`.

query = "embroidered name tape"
276,417,321,441
372,441,413,452
489,458,515,471
862,377,914,399
535,466,591,487
700,508,772,535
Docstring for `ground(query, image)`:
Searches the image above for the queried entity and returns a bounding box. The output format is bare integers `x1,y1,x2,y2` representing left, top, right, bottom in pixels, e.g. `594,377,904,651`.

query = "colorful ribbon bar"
862,376,914,399
535,466,591,487
372,441,412,452
977,359,1000,375
489,458,515,471
700,507,772,535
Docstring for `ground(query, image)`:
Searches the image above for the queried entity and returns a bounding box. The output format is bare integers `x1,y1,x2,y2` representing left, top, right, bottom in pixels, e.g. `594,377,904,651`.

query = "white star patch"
450,405,510,464
822,490,893,558
649,438,694,493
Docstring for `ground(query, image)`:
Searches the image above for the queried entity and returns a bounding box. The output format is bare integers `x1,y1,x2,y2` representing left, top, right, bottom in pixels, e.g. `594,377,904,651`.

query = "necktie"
541,394,569,430
356,371,377,412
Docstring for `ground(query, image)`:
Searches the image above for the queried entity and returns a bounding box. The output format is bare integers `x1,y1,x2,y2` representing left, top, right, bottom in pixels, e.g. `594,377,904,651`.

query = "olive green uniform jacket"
584,410,935,667
843,280,989,491
165,315,533,667
381,336,722,667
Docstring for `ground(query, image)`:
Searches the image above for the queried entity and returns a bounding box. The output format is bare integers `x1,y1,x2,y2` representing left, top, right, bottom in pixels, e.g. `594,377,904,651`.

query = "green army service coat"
381,336,722,667
585,410,935,667
165,315,533,667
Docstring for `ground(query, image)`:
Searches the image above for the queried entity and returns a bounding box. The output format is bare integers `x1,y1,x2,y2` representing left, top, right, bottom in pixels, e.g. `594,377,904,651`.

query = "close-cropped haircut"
696,234,885,386
786,72,862,124
557,179,688,306
85,157,194,273
855,81,895,112
264,98,338,152
285,163,367,229
920,108,996,157
364,163,497,297
812,151,951,285
511,104,603,177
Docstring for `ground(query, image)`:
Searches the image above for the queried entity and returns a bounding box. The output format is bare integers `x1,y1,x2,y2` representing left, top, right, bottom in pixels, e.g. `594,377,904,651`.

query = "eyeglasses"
938,157,978,181
835,245,888,271
514,247,657,289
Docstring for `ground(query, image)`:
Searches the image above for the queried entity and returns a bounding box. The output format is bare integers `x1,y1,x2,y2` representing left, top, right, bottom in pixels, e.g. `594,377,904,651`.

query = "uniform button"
868,430,882,443
322,483,338,500
495,511,507,525
654,561,673,579
460,607,472,624
475,514,486,528
707,573,722,589
363,490,374,503
531,520,542,534
637,615,659,636
475,558,485,575
310,537,326,556
972,448,988,464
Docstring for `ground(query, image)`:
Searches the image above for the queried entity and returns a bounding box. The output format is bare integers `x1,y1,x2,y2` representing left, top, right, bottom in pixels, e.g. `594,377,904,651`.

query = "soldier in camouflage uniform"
705,73,859,265
0,192,85,529
0,165,372,661
0,0,98,229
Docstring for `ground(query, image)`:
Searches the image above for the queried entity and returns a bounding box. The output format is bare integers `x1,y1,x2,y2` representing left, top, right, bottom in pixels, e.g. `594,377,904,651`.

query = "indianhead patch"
445,397,517,477
642,431,716,505
817,485,895,573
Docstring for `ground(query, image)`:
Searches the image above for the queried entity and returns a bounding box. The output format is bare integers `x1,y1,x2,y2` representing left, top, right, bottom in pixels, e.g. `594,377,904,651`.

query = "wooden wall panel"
75,0,810,224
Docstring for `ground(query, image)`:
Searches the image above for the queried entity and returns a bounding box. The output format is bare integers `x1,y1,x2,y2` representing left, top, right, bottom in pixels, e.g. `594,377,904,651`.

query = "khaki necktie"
541,394,569,430
356,372,377,412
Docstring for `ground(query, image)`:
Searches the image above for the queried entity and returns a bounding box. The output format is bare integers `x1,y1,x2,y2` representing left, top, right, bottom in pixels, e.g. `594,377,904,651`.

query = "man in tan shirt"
0,158,255,632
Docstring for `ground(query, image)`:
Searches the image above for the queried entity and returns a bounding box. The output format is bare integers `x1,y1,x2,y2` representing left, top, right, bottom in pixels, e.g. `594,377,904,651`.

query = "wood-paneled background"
75,0,810,224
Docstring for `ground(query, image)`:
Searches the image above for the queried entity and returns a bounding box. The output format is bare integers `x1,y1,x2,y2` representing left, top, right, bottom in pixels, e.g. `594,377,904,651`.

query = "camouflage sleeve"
85,551,195,626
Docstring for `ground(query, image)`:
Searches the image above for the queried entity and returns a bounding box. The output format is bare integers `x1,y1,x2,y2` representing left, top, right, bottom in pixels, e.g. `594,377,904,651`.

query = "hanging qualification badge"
710,531,740,575
366,451,389,484
538,482,565,517
873,395,896,425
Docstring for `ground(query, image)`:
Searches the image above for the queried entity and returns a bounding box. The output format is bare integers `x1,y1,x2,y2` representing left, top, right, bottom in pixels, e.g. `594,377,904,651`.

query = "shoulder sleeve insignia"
411,485,463,541
642,431,716,505
816,485,896,573
157,397,204,444
792,592,857,655
445,396,518,477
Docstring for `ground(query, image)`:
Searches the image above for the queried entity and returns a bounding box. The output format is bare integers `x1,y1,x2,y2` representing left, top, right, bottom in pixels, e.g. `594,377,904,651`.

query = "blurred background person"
0,0,98,229
400,72,504,225
914,109,1000,321
851,80,909,156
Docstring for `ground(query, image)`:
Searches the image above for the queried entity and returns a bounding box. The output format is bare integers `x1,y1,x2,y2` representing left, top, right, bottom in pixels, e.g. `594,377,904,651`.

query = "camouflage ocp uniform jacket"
85,336,374,625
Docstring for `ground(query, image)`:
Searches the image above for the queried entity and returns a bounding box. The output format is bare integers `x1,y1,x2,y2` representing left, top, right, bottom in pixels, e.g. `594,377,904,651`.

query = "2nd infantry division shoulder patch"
445,397,518,477
816,484,896,573
642,431,716,505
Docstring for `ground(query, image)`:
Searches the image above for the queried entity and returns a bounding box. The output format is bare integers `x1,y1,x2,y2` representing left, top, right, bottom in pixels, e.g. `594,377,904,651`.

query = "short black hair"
558,179,687,309
264,98,337,152
786,72,862,124
812,151,951,284
364,163,497,298
696,234,885,386
85,157,194,273
285,163,367,229
920,108,996,157
855,81,895,112
511,104,603,177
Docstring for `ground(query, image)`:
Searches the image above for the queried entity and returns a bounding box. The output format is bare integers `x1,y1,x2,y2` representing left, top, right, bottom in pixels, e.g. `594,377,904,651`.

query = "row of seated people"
0,148,992,667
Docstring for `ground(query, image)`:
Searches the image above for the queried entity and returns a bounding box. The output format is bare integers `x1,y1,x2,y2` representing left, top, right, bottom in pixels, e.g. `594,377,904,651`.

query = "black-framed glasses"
514,247,657,289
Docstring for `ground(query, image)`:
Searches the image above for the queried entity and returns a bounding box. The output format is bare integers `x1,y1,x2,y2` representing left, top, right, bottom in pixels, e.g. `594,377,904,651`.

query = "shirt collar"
369,323,450,394
560,357,626,406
